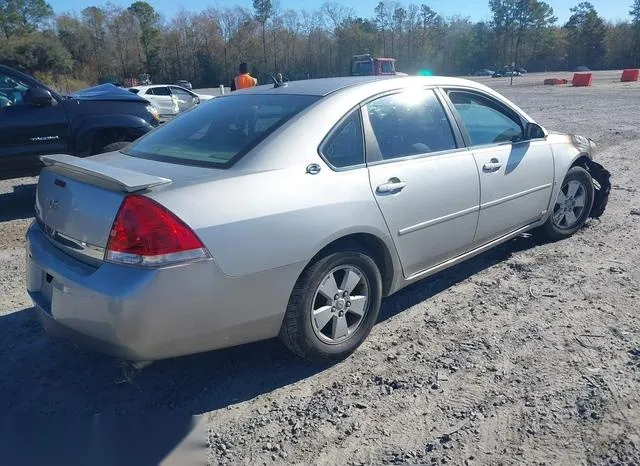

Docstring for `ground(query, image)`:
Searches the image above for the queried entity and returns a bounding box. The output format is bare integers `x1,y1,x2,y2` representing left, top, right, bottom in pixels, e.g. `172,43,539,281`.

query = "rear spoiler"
40,154,171,193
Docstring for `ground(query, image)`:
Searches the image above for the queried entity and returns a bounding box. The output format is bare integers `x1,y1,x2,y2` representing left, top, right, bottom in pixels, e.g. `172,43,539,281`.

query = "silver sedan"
26,76,610,361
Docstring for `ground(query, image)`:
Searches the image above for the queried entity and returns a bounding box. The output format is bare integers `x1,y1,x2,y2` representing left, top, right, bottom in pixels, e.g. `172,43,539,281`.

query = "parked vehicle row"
26,75,610,363
0,65,218,179
474,67,527,77
129,85,213,120
0,65,160,180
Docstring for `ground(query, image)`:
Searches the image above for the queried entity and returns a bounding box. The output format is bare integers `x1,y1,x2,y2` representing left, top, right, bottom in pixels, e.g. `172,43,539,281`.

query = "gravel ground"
0,71,638,465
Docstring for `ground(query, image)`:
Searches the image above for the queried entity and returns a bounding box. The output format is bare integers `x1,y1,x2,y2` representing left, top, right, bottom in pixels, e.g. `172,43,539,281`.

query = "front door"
144,86,177,117
364,89,480,278
170,86,198,112
445,90,554,245
0,70,69,174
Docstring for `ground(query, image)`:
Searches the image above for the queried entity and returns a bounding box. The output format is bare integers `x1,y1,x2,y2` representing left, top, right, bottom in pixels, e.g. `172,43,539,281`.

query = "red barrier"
572,73,592,87
544,78,568,85
621,69,639,82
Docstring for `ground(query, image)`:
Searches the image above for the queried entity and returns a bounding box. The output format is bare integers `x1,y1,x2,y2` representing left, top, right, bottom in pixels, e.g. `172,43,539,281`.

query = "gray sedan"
26,76,610,362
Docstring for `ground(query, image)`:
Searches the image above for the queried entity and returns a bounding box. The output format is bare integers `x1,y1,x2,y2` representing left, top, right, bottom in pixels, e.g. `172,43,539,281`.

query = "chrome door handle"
377,179,407,194
482,158,502,172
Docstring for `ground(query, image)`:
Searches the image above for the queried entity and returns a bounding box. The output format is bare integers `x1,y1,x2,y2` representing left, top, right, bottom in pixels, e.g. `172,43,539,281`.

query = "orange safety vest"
234,73,257,90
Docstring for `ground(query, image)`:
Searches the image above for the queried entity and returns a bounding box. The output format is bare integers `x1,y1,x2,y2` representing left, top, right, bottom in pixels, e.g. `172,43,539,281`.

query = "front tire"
542,166,594,240
279,248,382,362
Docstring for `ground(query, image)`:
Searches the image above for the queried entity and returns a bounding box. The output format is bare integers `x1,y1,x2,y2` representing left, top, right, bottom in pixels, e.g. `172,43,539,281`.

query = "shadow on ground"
0,183,36,222
0,233,543,416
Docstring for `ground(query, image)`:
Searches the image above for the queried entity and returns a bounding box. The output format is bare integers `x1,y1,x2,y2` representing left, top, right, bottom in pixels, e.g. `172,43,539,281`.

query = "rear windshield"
352,61,373,76
125,94,319,168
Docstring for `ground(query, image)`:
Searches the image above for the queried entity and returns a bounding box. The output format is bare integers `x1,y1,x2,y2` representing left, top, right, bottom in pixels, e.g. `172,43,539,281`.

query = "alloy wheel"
552,179,587,229
311,265,370,344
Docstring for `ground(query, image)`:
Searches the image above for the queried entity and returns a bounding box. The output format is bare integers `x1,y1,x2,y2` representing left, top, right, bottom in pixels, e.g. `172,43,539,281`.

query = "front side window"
321,111,364,168
0,72,30,108
365,89,457,160
125,94,319,168
148,87,171,96
170,87,193,98
447,91,523,146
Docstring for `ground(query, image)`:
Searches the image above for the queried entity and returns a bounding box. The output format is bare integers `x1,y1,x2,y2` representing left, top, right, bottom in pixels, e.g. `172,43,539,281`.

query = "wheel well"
311,233,395,296
571,154,591,169
90,127,141,154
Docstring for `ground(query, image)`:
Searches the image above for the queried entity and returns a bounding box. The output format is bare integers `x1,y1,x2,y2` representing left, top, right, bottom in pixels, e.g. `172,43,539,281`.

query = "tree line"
1,0,640,89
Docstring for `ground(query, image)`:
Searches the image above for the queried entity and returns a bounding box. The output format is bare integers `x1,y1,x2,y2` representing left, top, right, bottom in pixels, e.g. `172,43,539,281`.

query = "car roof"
131,84,189,92
232,75,492,97
234,76,392,96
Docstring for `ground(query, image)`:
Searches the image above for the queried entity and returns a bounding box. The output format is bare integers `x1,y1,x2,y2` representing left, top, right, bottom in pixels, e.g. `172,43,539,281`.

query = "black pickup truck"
0,65,160,180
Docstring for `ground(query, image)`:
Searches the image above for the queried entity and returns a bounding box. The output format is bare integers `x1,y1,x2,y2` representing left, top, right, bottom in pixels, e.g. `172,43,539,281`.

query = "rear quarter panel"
150,164,395,278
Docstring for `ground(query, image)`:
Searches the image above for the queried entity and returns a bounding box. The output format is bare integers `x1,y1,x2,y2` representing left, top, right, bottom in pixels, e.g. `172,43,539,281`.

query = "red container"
621,69,639,82
572,73,592,87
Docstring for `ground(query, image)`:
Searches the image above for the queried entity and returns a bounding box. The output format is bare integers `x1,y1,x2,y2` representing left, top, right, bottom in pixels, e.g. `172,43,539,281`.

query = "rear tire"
279,248,382,362
542,166,594,241
99,141,129,153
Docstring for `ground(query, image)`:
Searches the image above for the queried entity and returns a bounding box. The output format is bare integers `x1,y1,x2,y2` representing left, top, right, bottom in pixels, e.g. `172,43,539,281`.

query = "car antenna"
269,73,288,88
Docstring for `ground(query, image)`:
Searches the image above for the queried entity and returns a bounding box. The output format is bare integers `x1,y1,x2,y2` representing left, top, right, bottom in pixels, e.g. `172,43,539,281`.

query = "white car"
129,85,213,119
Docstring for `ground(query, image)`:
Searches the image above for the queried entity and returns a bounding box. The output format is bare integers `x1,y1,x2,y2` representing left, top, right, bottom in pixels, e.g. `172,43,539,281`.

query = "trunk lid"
35,153,230,264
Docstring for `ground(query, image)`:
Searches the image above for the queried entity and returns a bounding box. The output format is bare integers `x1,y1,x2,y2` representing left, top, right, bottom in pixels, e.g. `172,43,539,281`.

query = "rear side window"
352,61,373,76
321,111,364,168
366,89,457,160
447,91,523,146
125,94,319,168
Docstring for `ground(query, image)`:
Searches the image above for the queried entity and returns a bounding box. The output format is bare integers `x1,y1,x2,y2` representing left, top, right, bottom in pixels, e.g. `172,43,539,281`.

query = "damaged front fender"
585,160,611,219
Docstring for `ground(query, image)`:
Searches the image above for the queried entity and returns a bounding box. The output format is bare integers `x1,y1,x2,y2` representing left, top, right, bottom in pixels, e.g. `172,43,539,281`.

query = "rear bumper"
26,222,299,361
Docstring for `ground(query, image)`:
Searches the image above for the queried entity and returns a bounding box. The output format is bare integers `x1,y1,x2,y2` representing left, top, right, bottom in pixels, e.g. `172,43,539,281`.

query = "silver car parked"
27,76,610,362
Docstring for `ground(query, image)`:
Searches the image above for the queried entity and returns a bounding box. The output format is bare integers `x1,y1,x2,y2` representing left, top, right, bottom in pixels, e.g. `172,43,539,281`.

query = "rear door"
0,70,69,174
444,89,554,245
364,88,480,278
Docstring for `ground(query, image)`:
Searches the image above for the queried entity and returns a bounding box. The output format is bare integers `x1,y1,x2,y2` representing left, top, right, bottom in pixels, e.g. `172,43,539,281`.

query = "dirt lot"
0,71,638,465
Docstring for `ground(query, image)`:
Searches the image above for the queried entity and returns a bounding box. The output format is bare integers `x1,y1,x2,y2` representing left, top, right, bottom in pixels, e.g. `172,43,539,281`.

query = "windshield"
125,94,319,168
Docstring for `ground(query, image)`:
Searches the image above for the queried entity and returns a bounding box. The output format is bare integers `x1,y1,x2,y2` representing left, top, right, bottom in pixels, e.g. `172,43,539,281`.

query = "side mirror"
24,88,53,107
524,122,545,140
194,96,200,105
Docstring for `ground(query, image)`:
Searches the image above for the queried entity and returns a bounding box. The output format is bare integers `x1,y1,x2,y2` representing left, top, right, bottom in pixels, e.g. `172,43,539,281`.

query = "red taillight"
106,195,208,266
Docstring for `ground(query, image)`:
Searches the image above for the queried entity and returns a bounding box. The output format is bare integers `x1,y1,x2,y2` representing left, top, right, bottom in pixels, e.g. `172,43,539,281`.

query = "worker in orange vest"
234,62,258,91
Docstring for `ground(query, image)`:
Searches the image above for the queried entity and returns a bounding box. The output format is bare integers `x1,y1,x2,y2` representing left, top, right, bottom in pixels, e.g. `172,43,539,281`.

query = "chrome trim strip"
480,183,552,211
398,205,479,236
37,217,105,261
405,222,536,282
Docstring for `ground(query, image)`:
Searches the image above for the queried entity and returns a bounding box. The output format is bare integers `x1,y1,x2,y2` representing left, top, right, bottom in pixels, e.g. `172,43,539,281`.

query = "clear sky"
49,0,633,24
